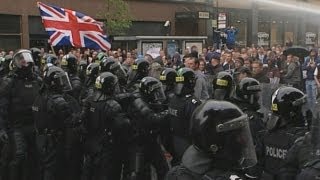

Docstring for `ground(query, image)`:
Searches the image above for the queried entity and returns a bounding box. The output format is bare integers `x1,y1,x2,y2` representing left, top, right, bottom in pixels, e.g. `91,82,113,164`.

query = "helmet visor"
216,114,257,169
14,52,34,68
150,83,166,103
213,89,227,100
58,72,73,92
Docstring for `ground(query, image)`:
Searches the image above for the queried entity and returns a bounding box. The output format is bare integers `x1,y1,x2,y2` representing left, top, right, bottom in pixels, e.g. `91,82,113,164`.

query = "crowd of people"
0,44,319,180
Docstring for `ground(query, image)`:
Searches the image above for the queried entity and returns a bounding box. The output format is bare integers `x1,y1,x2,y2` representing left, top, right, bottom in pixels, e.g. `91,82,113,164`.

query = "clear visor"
213,89,227,100
56,72,73,92
151,83,166,102
174,83,184,96
216,114,258,169
14,52,34,68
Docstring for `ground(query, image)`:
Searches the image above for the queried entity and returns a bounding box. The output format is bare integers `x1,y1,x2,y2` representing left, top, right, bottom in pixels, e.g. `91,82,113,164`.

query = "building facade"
0,0,319,51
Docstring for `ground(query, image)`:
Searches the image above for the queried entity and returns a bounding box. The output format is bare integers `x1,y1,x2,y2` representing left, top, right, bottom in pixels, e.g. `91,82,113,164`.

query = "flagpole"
50,45,56,56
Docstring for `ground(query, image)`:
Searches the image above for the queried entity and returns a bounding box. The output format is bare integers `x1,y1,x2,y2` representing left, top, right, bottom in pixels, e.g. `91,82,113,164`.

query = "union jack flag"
37,2,111,50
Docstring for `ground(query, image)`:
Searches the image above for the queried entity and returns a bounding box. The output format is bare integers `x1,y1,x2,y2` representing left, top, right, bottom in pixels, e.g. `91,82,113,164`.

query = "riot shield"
311,102,320,157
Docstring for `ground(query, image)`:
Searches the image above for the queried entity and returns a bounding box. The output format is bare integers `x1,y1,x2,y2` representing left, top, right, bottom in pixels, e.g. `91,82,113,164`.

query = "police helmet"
139,76,166,103
160,68,177,92
271,87,306,116
234,77,261,104
191,100,257,169
95,72,118,95
86,63,100,82
174,68,196,96
61,54,78,73
43,66,72,92
12,49,34,69
212,71,233,100
100,57,116,73
109,62,128,87
46,54,59,66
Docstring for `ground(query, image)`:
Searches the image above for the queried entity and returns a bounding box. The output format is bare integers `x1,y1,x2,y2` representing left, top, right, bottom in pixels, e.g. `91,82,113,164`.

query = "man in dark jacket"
252,61,270,83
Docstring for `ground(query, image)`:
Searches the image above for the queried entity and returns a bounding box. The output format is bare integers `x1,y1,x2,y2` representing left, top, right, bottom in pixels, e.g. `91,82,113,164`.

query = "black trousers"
8,126,40,180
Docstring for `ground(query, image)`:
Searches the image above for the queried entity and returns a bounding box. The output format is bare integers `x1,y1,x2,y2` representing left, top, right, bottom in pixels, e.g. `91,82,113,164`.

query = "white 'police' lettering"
265,146,287,159
168,107,178,117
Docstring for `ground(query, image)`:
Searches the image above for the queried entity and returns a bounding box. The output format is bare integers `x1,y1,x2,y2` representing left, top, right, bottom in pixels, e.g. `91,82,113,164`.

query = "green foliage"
99,0,132,35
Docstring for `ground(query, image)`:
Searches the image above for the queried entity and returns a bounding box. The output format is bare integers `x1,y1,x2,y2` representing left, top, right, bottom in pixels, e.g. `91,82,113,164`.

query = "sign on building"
257,32,270,46
198,11,210,19
306,32,316,45
218,13,227,29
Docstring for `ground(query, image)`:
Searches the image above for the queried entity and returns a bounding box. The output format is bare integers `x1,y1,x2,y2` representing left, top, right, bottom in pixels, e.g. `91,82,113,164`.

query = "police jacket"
168,94,200,138
166,145,246,180
0,73,41,129
262,125,307,178
33,92,73,133
127,91,167,138
68,73,82,101
81,94,130,153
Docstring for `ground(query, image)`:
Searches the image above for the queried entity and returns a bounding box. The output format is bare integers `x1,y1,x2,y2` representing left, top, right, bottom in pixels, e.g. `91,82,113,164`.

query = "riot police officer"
61,54,82,100
126,59,150,92
212,71,233,100
78,60,88,84
166,100,257,180
0,49,42,180
167,67,201,165
159,68,177,102
79,63,100,104
231,77,266,178
261,86,307,179
109,61,128,93
81,72,131,180
126,76,169,180
100,57,116,73
33,66,76,180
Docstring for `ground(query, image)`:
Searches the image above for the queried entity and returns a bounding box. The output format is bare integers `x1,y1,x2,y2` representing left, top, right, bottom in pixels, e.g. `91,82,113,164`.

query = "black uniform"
168,68,200,165
261,87,307,180
126,77,169,180
81,72,131,180
0,49,41,180
33,66,79,180
166,100,257,180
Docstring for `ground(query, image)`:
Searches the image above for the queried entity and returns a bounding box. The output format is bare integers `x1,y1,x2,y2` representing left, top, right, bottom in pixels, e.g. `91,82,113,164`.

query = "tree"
99,0,132,36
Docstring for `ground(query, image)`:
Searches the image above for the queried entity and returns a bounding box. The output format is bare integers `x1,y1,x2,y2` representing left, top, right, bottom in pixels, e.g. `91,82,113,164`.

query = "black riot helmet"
78,60,88,83
86,63,100,84
109,61,128,88
30,47,41,67
212,71,233,100
174,67,196,96
191,100,257,169
46,54,59,66
95,72,119,96
160,68,177,92
1,55,12,75
12,49,34,77
128,59,150,81
43,66,72,92
139,76,166,103
100,57,116,72
234,77,261,105
267,86,306,130
61,54,78,74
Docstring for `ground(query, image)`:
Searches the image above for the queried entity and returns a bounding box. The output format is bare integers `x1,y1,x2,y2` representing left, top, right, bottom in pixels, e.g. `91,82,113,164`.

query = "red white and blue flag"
37,2,111,50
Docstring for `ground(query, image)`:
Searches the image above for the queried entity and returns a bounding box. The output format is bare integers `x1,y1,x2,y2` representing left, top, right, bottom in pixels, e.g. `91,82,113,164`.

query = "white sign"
306,32,316,45
218,13,227,29
257,32,270,46
142,42,163,58
199,11,209,19
146,48,161,59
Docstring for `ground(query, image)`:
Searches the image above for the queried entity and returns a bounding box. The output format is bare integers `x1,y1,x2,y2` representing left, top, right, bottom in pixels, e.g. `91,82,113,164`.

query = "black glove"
0,129,8,143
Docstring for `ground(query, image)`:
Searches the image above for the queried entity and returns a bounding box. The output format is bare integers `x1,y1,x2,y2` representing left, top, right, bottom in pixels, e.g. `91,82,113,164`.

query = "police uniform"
0,73,41,180
168,94,200,165
126,90,169,180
